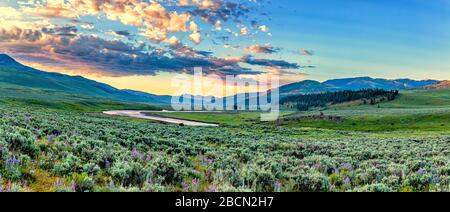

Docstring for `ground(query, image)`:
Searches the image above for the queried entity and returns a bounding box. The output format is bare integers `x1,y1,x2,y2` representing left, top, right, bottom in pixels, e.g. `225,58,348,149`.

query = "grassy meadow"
0,89,449,192
148,89,450,132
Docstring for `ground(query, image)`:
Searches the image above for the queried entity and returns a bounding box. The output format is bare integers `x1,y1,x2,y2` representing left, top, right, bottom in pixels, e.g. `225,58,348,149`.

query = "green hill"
0,54,171,106
279,80,339,96
382,89,450,108
281,89,450,132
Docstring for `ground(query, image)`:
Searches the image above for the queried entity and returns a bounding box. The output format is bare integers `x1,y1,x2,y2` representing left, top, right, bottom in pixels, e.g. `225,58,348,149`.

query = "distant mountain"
279,80,339,97
323,77,439,91
276,77,438,97
0,54,171,104
122,89,172,104
425,80,450,90
394,79,441,88
0,54,442,107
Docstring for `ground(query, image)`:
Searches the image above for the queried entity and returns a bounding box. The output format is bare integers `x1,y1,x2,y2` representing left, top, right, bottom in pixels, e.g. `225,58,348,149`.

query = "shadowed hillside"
425,81,450,90
0,54,171,105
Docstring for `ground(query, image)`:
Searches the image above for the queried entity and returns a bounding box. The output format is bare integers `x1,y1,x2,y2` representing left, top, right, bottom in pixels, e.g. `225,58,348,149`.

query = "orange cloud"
245,44,280,54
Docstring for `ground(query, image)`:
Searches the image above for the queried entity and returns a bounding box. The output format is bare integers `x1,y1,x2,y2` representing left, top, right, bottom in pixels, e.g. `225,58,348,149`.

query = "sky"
0,0,449,96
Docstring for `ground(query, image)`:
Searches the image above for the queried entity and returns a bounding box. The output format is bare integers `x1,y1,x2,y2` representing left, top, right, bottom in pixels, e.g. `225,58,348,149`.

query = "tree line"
280,89,399,111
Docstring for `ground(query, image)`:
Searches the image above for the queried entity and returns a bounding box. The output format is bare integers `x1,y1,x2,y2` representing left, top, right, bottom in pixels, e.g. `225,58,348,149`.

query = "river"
103,110,219,127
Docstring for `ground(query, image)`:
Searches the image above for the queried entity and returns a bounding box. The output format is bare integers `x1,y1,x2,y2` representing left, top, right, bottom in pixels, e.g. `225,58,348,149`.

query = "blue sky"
266,0,450,80
0,0,449,94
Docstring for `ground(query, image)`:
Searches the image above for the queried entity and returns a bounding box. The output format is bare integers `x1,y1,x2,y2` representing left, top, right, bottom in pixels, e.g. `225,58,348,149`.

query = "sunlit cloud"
0,0,310,95
245,44,280,54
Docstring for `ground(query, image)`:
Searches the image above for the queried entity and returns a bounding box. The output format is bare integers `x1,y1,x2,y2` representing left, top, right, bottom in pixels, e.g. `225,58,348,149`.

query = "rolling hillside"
279,80,339,96
382,89,450,108
0,54,442,109
323,77,439,91
425,80,450,90
0,54,171,104
276,77,439,97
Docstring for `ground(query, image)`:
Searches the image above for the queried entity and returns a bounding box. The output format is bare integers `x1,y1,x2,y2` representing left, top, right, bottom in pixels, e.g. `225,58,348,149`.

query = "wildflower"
205,185,217,192
109,180,115,189
343,177,351,184
433,177,441,184
416,168,427,175
207,159,214,165
104,158,111,168
274,180,282,192
192,178,199,186
191,179,199,192
5,155,20,166
341,163,353,171
146,154,152,162
70,180,77,192
48,134,58,142
181,182,189,191
201,158,214,166
334,168,340,174
205,169,213,180
132,148,140,158
54,179,63,188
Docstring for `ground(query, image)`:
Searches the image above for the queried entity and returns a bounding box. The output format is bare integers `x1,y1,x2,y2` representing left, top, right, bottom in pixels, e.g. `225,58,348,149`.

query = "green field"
0,89,449,192
145,111,293,126
383,89,450,108
149,90,450,132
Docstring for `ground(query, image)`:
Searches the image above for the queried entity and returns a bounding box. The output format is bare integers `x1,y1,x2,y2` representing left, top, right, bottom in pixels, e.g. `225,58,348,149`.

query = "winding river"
103,110,219,127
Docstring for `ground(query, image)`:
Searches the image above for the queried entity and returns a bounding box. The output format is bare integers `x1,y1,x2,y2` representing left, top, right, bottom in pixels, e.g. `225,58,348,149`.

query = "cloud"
80,23,95,30
0,26,265,76
189,31,202,44
41,26,78,37
1,25,303,77
107,30,132,38
301,48,314,56
259,25,269,32
245,44,280,54
21,1,78,18
2,0,307,79
240,27,249,36
0,7,22,19
243,56,300,69
0,27,43,42
17,0,261,45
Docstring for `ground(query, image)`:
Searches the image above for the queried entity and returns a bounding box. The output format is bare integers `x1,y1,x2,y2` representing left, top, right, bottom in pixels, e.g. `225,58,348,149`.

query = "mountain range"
276,77,439,97
324,77,439,91
0,54,442,105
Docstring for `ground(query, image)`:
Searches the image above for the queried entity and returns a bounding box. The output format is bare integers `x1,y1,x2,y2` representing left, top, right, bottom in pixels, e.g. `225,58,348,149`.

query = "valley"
0,54,449,192
0,88,449,192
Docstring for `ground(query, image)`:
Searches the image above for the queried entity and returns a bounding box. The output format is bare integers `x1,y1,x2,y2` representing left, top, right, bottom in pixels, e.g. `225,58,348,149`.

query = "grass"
0,91,164,112
146,111,294,126
1,87,449,192
383,89,450,108
281,89,450,132
145,89,450,132
29,169,59,192
281,112,450,132
0,97,162,112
